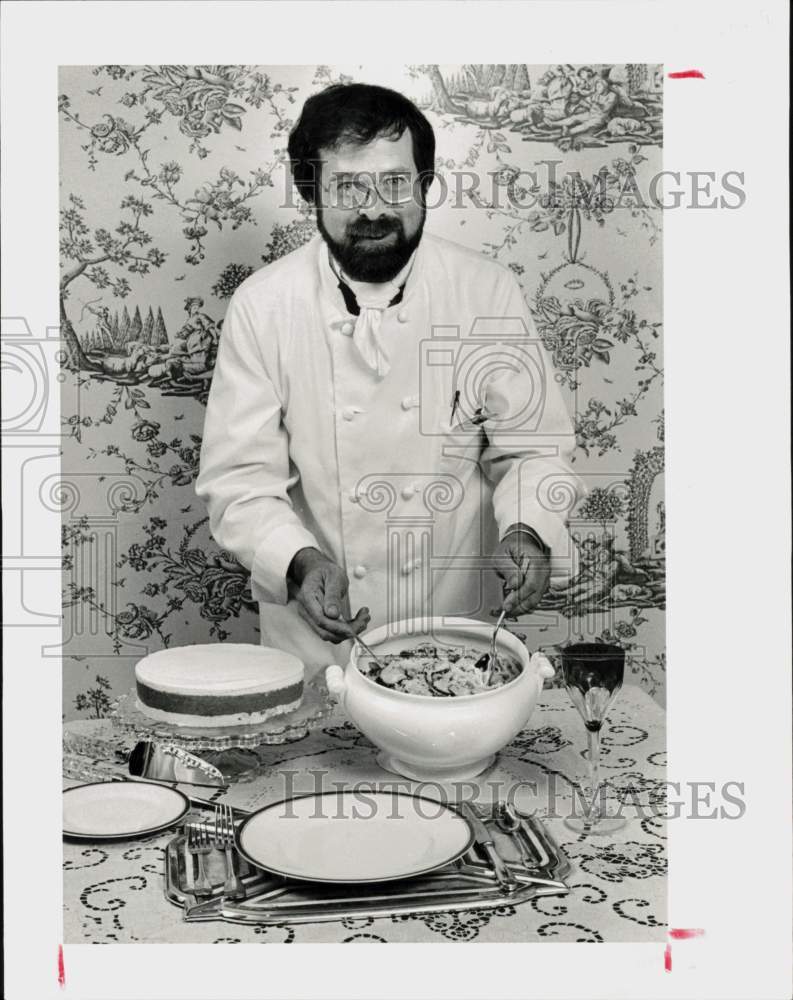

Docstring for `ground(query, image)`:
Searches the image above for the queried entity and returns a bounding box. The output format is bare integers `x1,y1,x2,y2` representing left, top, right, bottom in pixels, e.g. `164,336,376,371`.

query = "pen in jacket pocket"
450,389,461,423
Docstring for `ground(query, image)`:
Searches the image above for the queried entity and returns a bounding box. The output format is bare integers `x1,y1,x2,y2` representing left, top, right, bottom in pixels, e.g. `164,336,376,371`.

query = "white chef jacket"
196,232,583,673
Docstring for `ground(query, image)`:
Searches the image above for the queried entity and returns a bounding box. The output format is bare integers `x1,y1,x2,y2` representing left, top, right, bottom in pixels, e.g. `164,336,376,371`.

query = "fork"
214,803,245,901
476,608,507,686
482,550,530,685
484,608,507,686
186,821,213,897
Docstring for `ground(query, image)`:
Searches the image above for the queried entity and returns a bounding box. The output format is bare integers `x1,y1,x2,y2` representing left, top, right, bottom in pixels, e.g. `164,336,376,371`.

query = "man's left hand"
492,530,551,617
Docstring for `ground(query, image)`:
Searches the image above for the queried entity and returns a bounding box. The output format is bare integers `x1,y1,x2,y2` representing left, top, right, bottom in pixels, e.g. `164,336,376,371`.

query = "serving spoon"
353,633,388,671
342,619,385,670
341,618,387,671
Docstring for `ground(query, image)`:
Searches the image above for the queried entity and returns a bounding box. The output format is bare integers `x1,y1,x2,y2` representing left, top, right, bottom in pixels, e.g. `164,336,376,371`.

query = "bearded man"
197,82,583,669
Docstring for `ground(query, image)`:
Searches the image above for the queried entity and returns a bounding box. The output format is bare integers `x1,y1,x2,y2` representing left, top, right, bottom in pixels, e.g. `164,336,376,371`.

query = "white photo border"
2,1,790,998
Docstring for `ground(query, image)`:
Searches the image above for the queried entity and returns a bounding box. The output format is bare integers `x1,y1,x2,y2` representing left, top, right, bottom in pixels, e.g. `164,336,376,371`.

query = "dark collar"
337,277,405,317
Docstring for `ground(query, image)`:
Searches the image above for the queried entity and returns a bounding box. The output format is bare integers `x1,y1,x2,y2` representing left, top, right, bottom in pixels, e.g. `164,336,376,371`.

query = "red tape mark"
58,945,66,988
670,927,705,940
665,928,705,971
668,69,705,79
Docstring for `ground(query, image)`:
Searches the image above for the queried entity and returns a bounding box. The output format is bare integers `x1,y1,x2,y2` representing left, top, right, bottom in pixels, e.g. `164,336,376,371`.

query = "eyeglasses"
323,172,416,210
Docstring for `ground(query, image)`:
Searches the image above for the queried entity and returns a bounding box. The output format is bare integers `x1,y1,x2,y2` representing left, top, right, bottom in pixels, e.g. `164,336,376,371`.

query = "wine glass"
561,642,626,835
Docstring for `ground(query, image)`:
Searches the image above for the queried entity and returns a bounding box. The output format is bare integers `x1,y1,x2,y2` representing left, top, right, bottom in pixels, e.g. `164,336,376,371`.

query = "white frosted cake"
135,644,304,728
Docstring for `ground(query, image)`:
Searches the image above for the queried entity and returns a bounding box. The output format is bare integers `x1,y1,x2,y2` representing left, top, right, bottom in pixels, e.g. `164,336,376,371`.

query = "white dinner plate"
237,790,475,883
63,781,190,840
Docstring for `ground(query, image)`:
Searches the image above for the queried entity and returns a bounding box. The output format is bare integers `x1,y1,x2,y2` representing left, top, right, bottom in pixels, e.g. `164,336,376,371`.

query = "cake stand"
109,676,335,781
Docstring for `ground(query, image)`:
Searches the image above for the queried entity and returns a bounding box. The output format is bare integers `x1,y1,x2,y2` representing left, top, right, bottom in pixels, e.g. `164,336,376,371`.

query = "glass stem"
587,726,602,822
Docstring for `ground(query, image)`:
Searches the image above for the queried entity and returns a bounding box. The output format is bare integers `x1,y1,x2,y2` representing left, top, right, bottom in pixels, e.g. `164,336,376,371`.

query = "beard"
317,209,425,283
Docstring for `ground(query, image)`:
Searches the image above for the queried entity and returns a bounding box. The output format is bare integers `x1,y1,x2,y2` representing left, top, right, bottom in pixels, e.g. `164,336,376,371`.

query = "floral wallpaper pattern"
58,64,664,719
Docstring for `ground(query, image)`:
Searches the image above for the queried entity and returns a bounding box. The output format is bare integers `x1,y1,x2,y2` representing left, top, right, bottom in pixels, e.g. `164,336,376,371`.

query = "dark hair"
287,83,436,204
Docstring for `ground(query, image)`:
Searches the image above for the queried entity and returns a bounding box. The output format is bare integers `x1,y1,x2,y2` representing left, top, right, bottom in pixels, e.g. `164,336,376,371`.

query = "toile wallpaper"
58,64,665,721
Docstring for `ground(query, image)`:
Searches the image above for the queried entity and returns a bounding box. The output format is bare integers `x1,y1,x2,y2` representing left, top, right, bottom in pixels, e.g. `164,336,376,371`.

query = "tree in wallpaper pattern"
57,66,309,396
74,674,113,719
59,193,167,370
541,475,664,616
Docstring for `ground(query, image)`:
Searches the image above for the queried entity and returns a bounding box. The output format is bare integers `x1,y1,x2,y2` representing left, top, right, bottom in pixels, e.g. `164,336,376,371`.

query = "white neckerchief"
330,249,416,378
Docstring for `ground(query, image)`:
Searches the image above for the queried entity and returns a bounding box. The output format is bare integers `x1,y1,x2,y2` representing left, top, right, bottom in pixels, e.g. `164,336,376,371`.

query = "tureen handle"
530,652,555,695
325,665,347,706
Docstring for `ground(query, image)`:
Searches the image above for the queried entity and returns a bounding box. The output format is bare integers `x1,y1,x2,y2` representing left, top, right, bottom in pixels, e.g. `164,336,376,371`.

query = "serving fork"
475,608,507,686
186,821,213,897
477,549,531,685
214,803,245,901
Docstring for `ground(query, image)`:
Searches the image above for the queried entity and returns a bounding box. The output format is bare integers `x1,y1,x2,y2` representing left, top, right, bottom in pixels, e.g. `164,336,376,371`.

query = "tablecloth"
63,685,667,943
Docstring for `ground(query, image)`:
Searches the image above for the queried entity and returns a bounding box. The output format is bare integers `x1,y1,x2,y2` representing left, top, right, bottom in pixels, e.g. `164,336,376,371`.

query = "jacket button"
401,562,413,576
353,565,367,579
342,407,357,421
349,491,359,503
401,485,416,500
401,396,418,411
340,321,354,336
397,308,409,323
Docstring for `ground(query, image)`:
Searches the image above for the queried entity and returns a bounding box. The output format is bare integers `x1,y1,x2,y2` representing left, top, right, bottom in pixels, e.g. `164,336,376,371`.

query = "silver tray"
110,675,334,751
165,805,570,926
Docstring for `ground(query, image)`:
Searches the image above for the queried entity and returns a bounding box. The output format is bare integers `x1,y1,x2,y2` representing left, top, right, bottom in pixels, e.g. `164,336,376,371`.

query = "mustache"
346,218,403,240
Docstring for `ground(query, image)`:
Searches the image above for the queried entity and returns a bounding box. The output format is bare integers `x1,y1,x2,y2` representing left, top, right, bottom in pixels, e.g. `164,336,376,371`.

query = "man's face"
315,130,425,283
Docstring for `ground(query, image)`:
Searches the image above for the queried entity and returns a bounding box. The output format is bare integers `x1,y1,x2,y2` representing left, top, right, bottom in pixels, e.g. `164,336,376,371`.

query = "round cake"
135,644,304,728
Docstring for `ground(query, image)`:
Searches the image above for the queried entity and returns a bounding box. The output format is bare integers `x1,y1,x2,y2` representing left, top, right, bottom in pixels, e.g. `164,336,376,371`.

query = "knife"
460,802,519,892
128,741,227,788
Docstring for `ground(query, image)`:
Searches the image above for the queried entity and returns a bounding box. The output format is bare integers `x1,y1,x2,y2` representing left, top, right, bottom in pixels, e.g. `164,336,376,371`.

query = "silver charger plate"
163,803,572,926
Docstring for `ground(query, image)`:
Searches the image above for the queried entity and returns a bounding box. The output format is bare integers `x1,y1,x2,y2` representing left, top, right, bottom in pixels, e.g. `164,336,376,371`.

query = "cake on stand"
110,675,334,782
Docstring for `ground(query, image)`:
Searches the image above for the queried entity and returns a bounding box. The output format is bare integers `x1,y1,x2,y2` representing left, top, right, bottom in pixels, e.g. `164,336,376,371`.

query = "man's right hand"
287,547,370,644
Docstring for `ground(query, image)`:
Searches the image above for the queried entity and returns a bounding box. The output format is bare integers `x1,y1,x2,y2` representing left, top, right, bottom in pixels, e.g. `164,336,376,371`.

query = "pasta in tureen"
357,643,522,697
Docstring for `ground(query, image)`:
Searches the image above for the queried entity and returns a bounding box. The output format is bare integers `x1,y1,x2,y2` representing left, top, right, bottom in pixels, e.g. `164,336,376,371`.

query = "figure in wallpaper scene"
411,63,661,150
58,64,664,717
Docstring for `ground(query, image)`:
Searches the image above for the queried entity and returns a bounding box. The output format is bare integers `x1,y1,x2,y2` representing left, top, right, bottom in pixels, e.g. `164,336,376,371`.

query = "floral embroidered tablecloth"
63,685,666,944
